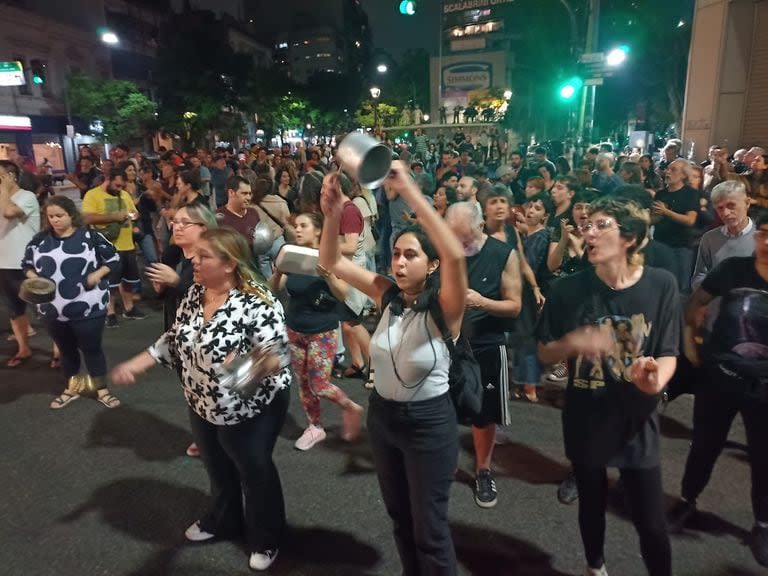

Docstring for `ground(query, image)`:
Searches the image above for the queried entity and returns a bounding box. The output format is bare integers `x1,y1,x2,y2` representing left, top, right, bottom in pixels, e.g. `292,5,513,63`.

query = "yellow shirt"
82,187,137,252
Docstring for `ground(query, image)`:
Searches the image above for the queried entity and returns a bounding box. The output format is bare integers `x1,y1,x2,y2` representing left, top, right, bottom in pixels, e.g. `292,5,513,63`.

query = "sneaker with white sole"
249,549,279,570
474,469,498,508
294,425,326,451
583,565,608,576
547,363,568,382
184,521,215,542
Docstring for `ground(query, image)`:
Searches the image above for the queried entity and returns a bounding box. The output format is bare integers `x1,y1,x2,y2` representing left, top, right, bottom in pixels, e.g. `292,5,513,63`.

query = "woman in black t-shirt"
270,212,364,451
538,197,680,576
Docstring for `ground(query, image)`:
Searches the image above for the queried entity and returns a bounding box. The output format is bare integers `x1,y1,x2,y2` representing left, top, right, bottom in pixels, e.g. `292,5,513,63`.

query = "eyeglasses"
170,219,204,229
579,218,619,234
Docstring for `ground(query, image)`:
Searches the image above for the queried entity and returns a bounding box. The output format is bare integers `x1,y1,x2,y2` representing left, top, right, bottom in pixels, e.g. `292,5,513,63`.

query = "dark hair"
226,175,250,193
251,177,273,203
481,183,510,210
114,144,129,153
555,174,580,194
297,211,323,230
0,160,20,180
44,196,83,229
298,170,324,211
442,185,458,206
573,188,599,206
107,167,126,182
274,167,293,186
753,208,768,228
555,156,571,175
179,169,201,191
610,185,654,210
527,192,554,215
534,146,548,156
588,197,650,265
538,162,556,180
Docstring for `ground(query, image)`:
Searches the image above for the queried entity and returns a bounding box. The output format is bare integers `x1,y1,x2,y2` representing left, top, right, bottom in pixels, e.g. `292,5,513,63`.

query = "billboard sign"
443,62,492,93
0,61,25,87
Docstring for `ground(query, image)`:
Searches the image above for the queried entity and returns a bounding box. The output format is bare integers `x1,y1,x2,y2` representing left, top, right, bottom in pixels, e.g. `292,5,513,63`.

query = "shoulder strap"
257,202,284,229
427,295,457,354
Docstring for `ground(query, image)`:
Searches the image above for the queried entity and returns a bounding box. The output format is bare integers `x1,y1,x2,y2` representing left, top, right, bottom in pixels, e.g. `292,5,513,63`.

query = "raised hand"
320,172,344,217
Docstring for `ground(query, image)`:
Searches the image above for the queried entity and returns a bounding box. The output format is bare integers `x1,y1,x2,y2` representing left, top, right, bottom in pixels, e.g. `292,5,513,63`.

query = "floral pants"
288,327,349,426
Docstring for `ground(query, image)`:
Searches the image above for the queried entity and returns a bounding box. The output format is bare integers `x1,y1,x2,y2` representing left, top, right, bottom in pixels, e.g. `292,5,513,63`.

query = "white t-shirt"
0,188,40,269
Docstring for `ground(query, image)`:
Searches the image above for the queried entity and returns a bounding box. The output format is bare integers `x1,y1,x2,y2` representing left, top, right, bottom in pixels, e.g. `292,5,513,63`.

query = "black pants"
368,391,458,576
574,465,671,576
44,315,108,382
681,363,768,523
189,386,289,553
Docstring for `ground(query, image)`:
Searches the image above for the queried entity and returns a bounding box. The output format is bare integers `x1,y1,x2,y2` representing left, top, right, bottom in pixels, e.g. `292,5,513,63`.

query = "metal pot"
19,277,56,304
251,221,274,255
219,346,277,400
336,132,393,188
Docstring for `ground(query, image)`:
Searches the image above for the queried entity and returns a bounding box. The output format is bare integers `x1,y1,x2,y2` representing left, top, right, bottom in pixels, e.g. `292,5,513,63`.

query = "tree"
385,48,430,109
66,72,156,143
154,10,252,147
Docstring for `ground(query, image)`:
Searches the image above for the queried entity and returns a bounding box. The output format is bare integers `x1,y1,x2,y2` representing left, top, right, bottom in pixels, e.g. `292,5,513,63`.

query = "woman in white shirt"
319,161,467,575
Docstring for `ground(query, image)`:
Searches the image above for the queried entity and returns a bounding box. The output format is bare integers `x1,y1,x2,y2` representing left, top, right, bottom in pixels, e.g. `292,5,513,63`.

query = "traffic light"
30,59,46,85
399,1,416,15
557,76,582,101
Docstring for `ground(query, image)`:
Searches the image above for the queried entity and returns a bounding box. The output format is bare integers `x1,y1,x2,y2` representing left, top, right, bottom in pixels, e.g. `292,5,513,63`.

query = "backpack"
382,286,483,425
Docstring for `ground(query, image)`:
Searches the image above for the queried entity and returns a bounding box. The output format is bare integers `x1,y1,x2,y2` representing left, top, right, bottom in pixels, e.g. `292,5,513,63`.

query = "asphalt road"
0,303,764,576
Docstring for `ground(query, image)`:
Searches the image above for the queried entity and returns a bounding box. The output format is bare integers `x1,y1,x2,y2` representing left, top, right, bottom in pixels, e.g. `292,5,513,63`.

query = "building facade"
682,0,768,160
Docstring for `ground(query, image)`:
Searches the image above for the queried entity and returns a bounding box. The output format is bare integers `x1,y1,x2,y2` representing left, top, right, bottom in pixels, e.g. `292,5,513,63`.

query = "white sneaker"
184,521,215,542
583,565,608,576
249,549,279,570
294,425,326,451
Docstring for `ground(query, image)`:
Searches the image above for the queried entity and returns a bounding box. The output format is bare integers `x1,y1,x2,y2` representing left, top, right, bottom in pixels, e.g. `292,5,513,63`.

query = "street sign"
585,78,604,86
0,61,25,87
579,52,605,64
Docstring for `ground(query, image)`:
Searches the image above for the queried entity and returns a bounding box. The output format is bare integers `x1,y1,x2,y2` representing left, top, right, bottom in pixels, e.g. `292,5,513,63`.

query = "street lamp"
100,30,119,45
376,64,388,74
503,90,513,100
423,114,430,123
370,87,381,130
606,45,629,67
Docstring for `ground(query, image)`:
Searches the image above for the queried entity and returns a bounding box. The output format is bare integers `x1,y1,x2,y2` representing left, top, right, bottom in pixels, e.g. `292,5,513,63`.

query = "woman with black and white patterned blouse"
22,196,120,409
111,227,291,572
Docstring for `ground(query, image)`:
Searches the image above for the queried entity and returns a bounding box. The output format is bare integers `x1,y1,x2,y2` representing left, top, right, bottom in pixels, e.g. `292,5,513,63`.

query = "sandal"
97,392,121,409
6,354,31,368
341,364,366,379
50,392,80,410
364,368,375,390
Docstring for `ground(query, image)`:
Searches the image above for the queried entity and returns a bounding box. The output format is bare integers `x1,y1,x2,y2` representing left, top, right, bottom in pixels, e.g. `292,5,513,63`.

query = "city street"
0,303,763,576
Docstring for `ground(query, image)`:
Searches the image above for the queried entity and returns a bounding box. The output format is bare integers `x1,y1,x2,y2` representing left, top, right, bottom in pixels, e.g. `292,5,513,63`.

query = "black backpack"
382,286,483,425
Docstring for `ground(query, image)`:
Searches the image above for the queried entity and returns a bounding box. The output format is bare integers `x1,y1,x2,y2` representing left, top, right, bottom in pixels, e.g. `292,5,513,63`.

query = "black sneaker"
558,472,579,505
474,469,498,508
123,306,146,320
751,524,768,567
106,314,119,328
667,499,697,533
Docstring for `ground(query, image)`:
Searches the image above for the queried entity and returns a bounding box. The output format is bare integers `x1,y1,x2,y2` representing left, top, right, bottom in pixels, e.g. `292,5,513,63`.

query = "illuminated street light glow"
560,85,576,99
606,45,629,67
377,64,388,73
370,86,381,99
423,114,430,122
503,90,513,100
101,31,119,45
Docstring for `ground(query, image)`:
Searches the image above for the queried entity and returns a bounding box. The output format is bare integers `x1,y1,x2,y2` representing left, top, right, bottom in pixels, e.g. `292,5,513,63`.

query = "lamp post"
370,86,381,130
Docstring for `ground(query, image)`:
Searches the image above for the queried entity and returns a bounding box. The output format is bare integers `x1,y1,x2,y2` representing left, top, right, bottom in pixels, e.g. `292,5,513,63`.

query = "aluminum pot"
336,132,393,188
19,277,56,304
219,346,278,400
251,221,274,255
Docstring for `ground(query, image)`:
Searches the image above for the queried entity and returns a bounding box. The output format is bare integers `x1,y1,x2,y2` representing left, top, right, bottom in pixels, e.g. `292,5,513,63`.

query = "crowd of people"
0,127,766,575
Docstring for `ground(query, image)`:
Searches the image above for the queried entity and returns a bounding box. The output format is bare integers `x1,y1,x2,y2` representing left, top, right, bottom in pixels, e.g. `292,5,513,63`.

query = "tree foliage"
66,72,155,143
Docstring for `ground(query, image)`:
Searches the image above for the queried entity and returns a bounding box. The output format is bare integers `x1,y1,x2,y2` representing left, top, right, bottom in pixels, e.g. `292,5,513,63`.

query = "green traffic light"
399,1,416,15
32,75,44,85
557,76,582,101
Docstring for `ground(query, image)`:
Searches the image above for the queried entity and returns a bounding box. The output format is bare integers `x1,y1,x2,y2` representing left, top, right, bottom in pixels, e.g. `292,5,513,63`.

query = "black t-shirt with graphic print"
537,266,680,468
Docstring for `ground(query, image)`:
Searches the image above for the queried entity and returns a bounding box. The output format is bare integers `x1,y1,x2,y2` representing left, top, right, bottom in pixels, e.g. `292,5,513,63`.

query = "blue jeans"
258,235,285,280
514,341,542,387
137,234,158,265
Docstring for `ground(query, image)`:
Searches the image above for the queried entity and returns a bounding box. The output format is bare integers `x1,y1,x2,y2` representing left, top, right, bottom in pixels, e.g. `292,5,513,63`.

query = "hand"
629,356,660,395
532,286,545,310
320,172,344,217
563,324,614,359
465,288,484,310
111,362,137,385
560,218,574,237
652,201,668,217
146,263,180,287
316,264,332,279
85,272,102,289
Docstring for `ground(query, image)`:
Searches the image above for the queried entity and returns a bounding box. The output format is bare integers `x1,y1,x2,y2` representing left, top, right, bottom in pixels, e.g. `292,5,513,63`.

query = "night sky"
360,0,442,58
